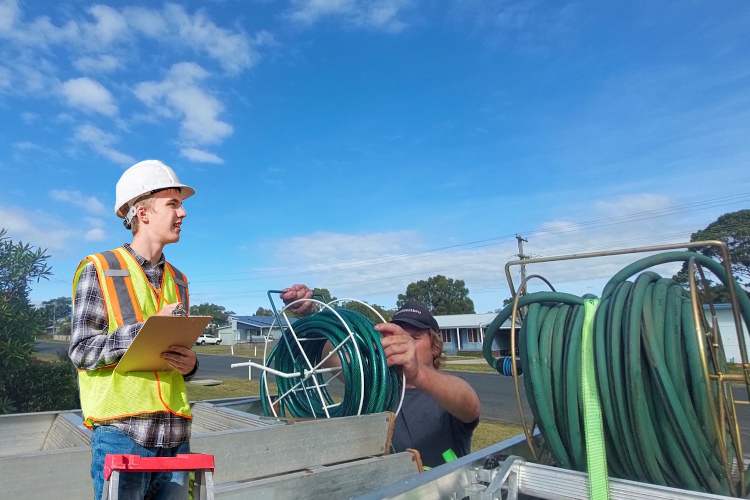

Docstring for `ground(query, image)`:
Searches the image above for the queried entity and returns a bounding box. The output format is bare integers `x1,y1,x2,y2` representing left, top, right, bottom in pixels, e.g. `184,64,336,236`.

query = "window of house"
467,328,480,343
441,329,453,343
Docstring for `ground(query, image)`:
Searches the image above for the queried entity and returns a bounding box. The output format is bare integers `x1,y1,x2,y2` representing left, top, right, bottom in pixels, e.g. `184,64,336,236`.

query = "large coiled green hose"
260,308,401,418
483,251,750,496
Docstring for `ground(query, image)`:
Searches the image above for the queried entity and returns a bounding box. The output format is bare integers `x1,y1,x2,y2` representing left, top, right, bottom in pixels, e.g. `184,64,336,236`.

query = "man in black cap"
281,286,481,468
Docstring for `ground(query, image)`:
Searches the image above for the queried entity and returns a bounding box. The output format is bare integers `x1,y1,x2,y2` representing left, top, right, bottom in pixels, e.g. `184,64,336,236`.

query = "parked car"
195,333,222,346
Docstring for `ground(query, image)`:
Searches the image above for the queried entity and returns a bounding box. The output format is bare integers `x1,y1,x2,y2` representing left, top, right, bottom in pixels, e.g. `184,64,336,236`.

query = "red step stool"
101,453,215,500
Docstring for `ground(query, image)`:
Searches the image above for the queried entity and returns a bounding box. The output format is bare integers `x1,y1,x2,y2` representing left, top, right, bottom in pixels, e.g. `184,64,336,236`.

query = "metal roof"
227,315,298,328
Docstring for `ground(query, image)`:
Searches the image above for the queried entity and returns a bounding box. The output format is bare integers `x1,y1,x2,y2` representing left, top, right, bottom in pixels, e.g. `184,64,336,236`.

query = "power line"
189,195,749,284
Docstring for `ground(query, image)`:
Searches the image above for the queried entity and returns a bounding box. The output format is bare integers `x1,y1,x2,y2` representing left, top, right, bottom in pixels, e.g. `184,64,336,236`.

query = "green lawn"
445,363,496,374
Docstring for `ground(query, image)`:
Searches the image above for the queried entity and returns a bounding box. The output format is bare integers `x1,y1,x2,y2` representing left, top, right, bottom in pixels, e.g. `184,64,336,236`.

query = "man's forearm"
69,322,142,369
412,367,481,423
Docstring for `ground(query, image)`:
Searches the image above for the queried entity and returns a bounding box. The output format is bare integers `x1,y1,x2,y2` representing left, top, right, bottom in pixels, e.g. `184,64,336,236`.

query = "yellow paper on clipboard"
114,315,212,373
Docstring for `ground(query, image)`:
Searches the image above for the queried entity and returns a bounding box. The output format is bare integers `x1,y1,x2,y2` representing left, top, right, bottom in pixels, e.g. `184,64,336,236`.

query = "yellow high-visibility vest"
72,247,192,428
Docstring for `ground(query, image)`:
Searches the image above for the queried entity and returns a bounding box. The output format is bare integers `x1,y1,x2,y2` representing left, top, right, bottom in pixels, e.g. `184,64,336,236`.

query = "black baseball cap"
392,301,439,331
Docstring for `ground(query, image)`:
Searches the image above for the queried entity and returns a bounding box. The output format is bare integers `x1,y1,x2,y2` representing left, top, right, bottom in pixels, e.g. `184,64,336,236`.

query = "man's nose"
177,206,187,218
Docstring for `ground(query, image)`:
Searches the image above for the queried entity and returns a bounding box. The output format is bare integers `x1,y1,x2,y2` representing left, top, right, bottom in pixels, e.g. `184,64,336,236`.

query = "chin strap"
123,204,137,229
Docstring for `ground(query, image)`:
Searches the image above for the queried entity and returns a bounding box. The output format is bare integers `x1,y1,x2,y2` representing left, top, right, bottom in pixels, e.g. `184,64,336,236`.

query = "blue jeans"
91,426,190,500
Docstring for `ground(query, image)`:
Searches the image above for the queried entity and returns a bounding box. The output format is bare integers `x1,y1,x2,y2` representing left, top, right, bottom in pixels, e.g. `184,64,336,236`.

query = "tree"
38,296,72,328
189,303,235,335
673,210,750,302
0,228,78,413
255,307,273,316
312,287,335,304
341,300,394,323
397,275,475,315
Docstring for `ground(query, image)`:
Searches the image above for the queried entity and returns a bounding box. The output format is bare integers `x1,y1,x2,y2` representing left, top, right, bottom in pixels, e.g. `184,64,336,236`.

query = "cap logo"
395,308,423,315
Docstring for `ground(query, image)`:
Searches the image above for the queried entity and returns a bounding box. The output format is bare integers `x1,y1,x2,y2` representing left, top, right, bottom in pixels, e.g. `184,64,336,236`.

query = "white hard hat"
115,159,195,223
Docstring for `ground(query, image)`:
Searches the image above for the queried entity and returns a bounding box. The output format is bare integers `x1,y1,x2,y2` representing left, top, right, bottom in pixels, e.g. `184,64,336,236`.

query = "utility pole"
516,234,529,295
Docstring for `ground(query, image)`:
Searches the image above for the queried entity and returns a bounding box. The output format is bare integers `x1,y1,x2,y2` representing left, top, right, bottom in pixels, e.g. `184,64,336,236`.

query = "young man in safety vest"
69,159,198,500
280,286,481,468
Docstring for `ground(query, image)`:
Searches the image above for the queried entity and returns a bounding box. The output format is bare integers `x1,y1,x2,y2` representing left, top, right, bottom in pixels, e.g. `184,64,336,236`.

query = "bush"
5,359,80,413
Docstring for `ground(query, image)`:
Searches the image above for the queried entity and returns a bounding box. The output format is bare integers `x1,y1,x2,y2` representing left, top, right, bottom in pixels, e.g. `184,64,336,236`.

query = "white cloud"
449,0,579,55
13,141,36,150
251,194,706,311
20,111,38,123
85,227,107,241
0,0,21,34
134,62,232,146
0,204,77,251
1,3,262,77
87,5,129,45
60,77,118,116
155,4,261,74
74,124,134,166
51,189,107,215
180,147,224,164
73,55,123,73
287,0,411,32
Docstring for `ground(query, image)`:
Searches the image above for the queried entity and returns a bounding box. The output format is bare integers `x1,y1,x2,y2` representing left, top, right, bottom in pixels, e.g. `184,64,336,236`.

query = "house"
431,303,746,359
706,303,748,363
217,315,298,346
434,313,514,355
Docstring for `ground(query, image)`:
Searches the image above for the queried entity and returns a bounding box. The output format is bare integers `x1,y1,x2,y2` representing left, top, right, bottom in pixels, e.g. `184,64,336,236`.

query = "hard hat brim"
115,184,195,219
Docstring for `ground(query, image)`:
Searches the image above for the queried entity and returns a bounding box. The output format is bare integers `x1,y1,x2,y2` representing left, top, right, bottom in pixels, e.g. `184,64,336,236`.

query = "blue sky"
2,0,749,315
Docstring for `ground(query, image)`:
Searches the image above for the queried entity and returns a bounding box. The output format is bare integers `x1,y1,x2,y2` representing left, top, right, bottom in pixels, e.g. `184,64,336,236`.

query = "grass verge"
445,364,496,374
186,378,276,401
472,420,524,451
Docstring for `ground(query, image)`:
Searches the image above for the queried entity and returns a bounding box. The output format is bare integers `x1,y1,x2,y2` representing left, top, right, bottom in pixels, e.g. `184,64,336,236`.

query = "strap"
581,298,610,500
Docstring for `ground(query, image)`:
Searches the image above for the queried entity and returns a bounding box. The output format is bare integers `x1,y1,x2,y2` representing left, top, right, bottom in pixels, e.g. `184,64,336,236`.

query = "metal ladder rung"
101,453,215,500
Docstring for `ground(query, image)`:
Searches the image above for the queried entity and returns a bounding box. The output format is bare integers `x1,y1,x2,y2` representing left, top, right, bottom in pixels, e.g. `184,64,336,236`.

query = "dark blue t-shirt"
391,388,479,468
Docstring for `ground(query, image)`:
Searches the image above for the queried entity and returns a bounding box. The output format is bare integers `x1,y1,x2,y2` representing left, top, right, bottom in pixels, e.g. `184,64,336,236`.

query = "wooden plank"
215,452,420,499
191,412,395,484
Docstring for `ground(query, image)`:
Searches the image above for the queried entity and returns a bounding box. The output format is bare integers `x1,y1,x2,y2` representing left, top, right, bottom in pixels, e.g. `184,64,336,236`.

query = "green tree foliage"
56,317,72,337
38,296,72,328
312,287,335,304
0,228,78,413
341,301,394,323
255,307,273,316
673,210,750,303
397,275,475,315
189,303,235,335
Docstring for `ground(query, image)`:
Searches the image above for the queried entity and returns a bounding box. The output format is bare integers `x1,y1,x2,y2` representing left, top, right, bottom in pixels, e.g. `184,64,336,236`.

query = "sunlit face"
399,323,438,369
137,188,186,244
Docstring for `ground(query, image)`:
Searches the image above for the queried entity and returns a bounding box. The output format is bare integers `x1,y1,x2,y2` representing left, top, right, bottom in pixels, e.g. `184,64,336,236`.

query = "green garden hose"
483,251,750,497
260,308,401,419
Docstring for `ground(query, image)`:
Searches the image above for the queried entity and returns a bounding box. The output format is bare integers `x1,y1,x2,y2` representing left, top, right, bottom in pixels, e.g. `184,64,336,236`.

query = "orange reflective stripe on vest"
91,250,144,326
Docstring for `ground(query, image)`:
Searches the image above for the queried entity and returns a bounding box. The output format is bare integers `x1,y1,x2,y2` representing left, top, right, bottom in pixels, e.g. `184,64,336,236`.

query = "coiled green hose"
261,308,401,418
483,251,750,496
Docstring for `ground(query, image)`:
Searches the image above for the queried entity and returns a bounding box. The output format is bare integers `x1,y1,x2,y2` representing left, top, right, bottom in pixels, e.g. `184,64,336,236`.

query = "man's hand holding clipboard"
114,304,212,373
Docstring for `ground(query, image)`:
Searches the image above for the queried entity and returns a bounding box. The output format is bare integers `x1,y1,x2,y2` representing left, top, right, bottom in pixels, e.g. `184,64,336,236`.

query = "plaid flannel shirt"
69,243,197,448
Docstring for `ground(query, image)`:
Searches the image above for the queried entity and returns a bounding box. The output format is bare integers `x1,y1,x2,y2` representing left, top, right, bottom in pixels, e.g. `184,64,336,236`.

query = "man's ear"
137,205,149,224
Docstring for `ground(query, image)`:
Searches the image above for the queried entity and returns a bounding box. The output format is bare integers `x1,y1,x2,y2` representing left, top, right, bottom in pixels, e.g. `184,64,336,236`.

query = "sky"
1,0,749,316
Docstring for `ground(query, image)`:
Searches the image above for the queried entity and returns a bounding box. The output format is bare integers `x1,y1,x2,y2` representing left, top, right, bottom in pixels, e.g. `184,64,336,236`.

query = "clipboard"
114,315,213,373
